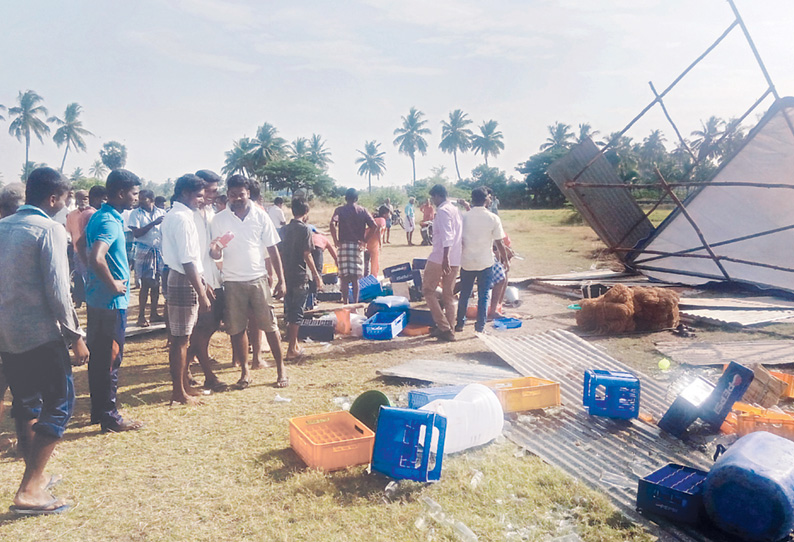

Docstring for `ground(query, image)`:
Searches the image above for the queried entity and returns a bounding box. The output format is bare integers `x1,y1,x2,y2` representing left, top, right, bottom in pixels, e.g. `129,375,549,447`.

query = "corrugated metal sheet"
479,330,726,542
547,138,654,252
655,340,794,366
376,359,518,384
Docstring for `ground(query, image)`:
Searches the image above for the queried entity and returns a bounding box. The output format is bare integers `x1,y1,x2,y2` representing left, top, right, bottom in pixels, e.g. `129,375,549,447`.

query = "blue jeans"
456,267,493,332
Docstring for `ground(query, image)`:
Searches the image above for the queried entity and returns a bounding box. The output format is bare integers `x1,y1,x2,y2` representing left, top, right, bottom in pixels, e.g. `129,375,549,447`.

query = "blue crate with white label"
583,369,640,419
637,463,707,524
408,385,465,409
383,263,412,282
348,274,383,302
412,258,427,270
363,310,407,340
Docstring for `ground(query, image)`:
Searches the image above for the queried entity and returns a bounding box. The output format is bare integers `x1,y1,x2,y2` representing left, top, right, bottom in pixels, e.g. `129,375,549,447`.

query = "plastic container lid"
349,390,391,431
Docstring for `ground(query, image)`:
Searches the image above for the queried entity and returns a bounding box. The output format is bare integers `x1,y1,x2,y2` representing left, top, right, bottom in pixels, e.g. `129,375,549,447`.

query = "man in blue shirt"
85,169,144,433
0,167,89,515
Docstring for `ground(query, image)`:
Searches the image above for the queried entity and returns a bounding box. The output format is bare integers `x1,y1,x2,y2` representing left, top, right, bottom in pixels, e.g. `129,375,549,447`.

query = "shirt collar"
100,203,124,221
172,201,192,214
16,204,53,219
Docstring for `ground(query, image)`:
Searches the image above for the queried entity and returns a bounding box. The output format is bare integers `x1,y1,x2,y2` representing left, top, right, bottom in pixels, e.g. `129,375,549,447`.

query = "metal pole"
649,81,698,163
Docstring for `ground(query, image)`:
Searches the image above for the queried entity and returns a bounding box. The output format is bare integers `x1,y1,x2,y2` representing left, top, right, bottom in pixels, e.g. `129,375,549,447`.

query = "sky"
1,0,793,189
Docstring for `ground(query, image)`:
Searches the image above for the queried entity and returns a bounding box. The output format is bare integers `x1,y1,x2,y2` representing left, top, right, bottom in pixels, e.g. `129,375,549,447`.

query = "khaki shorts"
224,277,278,335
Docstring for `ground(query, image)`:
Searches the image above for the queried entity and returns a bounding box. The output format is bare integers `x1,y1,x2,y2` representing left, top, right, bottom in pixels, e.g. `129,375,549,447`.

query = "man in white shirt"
188,170,227,392
455,187,508,333
160,174,211,405
128,189,166,327
210,175,288,389
266,197,287,231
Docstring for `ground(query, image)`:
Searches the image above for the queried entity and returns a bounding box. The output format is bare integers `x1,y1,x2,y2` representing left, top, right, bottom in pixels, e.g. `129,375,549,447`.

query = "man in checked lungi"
329,188,377,303
128,189,166,327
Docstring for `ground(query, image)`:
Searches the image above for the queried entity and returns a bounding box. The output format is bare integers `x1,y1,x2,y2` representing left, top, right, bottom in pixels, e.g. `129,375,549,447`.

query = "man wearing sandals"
0,167,90,515
210,175,288,389
128,189,166,327
85,169,144,433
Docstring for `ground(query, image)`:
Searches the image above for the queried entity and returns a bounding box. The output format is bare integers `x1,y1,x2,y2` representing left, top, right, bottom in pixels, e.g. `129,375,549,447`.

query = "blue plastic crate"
408,385,465,409
297,319,335,342
383,263,412,280
372,407,446,482
637,463,707,524
412,258,427,270
583,369,640,419
363,311,407,340
412,269,423,291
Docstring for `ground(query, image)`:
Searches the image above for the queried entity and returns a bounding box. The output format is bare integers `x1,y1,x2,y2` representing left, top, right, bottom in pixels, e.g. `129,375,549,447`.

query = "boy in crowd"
85,169,144,433
0,167,89,515
129,189,166,327
281,199,322,360
161,174,212,405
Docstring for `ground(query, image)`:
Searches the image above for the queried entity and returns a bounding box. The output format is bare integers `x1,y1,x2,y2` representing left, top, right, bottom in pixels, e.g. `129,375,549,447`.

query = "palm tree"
0,104,5,121
691,116,725,163
222,137,257,178
577,123,600,144
48,103,93,172
70,167,85,182
307,134,333,170
20,161,47,182
439,109,473,181
393,107,431,184
89,159,108,180
7,90,50,169
640,129,667,163
249,122,286,172
355,140,386,193
288,137,310,160
471,120,504,167
539,122,575,152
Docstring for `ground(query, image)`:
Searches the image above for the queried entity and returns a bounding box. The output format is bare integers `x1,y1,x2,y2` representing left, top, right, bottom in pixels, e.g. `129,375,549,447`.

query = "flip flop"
233,379,251,390
10,498,71,516
136,320,150,328
44,474,63,491
275,377,290,388
203,380,229,393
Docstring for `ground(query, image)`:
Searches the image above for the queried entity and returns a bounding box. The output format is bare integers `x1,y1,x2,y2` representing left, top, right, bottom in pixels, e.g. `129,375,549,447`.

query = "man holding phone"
85,169,144,433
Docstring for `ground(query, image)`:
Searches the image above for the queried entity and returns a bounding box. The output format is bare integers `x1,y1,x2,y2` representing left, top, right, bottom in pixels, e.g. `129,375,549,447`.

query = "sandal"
233,379,251,390
203,380,229,393
275,377,289,388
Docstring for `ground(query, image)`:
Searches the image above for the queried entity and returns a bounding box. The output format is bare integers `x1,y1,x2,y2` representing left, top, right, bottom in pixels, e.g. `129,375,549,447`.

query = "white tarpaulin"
632,98,794,293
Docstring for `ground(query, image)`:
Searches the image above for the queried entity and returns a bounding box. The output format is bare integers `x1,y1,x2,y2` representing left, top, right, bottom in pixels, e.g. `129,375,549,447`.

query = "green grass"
0,208,658,541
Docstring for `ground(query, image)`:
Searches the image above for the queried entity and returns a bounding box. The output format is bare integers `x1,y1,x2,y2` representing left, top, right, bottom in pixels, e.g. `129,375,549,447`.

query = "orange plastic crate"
770,371,794,398
736,411,794,442
482,376,561,413
289,411,375,471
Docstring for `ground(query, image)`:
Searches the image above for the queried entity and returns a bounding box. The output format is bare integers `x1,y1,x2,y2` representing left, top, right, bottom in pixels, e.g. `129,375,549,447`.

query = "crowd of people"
0,166,513,515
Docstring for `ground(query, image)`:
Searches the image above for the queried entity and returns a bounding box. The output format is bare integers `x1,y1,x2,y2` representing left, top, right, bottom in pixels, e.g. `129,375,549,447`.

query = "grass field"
0,205,690,541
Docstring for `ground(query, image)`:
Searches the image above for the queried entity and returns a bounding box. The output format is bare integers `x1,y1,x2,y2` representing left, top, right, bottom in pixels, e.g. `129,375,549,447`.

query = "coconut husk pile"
576,284,679,334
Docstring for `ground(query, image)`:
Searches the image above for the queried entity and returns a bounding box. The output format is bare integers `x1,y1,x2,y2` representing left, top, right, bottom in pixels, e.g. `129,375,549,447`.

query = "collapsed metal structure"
547,0,794,294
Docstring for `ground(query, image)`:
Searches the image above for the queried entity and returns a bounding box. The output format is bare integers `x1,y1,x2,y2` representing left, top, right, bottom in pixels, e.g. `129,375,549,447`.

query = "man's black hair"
106,169,141,199
139,189,155,201
378,205,390,217
195,169,222,185
173,174,204,199
227,174,253,192
25,167,71,205
291,197,309,217
345,187,358,203
429,184,447,199
154,195,166,206
88,185,107,201
471,187,488,206
274,196,284,206
249,180,262,202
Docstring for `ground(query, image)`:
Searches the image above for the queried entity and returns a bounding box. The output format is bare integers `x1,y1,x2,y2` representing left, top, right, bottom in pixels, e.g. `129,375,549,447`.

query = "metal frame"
561,0,794,283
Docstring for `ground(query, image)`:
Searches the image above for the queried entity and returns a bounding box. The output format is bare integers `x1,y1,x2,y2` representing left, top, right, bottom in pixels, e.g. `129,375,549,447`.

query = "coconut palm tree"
355,140,386,193
8,90,50,169
471,120,504,167
393,107,430,184
640,129,667,164
70,167,85,182
222,137,257,178
89,159,108,180
249,122,286,172
20,161,47,182
691,116,725,163
577,123,600,144
439,109,473,181
539,122,575,152
48,102,94,172
307,134,333,170
288,137,310,160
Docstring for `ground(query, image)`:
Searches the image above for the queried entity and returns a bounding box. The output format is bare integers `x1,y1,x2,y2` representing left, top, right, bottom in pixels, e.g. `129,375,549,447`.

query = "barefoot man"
210,175,288,388
161,174,212,405
0,167,90,515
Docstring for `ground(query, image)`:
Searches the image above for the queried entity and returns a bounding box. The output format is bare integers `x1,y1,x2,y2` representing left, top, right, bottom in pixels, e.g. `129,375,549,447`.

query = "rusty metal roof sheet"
478,330,728,542
547,138,654,253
